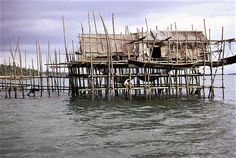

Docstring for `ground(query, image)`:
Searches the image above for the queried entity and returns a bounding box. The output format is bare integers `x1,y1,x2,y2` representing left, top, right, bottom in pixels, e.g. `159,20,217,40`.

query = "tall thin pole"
47,40,51,97
203,19,207,37
112,13,118,53
38,40,43,97
208,29,214,98
221,27,225,98
62,16,69,62
100,13,112,100
93,11,99,53
175,22,179,63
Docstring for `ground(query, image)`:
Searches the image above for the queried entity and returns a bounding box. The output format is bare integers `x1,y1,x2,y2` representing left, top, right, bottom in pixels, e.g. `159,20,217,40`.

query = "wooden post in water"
185,69,189,98
18,40,25,98
208,29,214,99
32,59,36,97
221,27,225,98
55,50,60,96
88,11,94,99
47,41,51,97
175,69,178,97
100,13,111,101
37,40,43,97
24,51,27,97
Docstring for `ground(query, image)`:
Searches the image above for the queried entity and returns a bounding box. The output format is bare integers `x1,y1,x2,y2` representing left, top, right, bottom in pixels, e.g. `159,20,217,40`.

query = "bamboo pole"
58,49,62,92
93,11,99,54
4,59,8,98
100,13,112,100
47,41,51,97
18,41,24,98
72,40,75,61
175,69,178,97
24,51,27,95
147,68,151,99
32,58,36,97
185,69,189,98
221,27,225,98
55,50,60,96
145,17,148,33
88,11,92,57
81,22,85,57
208,29,214,99
128,67,132,100
49,52,54,92
144,68,148,99
9,39,18,98
8,57,12,98
91,61,94,100
112,13,118,53
175,22,179,63
201,37,206,98
38,40,43,97
203,19,207,37
210,27,225,98
92,12,101,96
62,16,69,62
142,27,145,61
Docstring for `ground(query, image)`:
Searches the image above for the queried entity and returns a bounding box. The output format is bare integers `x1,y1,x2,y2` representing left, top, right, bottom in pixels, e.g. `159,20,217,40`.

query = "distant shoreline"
226,73,236,75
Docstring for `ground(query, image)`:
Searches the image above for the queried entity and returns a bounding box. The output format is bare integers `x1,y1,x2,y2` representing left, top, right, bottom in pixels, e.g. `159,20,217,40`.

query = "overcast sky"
0,0,235,73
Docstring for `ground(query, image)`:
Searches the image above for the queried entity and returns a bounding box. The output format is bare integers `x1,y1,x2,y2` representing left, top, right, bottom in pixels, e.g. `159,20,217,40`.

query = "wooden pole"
32,58,36,97
175,69,178,97
145,17,148,33
72,40,75,61
202,37,206,98
81,22,86,58
142,27,145,61
208,29,214,99
38,40,43,97
185,70,189,98
88,11,92,58
62,16,69,62
221,27,225,98
100,13,111,100
55,50,60,96
18,41,24,98
175,22,179,63
112,13,118,53
47,41,51,97
203,19,207,37
24,51,27,96
93,11,99,54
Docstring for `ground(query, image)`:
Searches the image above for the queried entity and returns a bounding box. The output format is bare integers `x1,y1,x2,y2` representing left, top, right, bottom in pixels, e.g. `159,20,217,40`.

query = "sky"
0,0,235,73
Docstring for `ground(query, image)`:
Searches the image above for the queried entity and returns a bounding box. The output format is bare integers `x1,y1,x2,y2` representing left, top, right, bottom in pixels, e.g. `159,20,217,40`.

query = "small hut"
79,30,208,62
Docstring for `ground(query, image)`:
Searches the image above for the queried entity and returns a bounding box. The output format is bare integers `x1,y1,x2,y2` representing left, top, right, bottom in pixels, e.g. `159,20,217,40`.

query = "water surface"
0,76,236,158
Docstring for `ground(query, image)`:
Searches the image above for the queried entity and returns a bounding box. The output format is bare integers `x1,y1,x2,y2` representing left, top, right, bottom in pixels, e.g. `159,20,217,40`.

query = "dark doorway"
152,47,161,59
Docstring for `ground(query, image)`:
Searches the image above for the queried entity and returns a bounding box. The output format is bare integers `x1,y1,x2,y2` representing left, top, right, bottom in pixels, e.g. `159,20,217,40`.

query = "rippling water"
0,76,236,158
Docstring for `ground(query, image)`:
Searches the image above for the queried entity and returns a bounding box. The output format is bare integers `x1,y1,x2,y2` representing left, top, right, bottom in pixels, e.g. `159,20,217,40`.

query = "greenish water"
0,76,236,158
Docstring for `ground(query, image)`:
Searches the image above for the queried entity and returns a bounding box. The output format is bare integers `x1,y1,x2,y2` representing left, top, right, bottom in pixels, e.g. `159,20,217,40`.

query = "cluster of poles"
0,13,234,100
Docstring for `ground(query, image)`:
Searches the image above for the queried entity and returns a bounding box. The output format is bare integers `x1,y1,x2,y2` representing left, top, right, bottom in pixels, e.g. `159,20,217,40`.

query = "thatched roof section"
142,31,208,42
79,33,137,55
79,31,207,56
